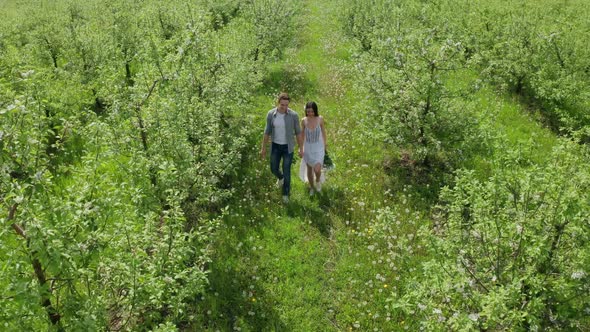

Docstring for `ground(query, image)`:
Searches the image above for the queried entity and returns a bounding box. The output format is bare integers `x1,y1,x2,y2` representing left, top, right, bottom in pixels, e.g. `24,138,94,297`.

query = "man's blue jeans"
270,142,293,196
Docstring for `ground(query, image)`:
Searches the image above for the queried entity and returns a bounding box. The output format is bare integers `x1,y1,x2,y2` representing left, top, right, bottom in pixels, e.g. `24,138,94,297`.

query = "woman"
299,101,327,195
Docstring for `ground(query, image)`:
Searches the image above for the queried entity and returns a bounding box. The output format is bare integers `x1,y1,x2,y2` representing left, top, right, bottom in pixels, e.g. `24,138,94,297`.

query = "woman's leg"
313,163,322,191
307,164,315,188
313,163,322,182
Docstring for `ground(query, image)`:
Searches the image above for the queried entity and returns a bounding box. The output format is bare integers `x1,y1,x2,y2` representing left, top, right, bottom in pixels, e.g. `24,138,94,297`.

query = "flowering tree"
348,1,482,181
389,140,590,330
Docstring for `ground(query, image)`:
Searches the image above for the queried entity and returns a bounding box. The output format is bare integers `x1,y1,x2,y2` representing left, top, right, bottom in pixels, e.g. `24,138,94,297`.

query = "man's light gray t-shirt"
272,113,287,144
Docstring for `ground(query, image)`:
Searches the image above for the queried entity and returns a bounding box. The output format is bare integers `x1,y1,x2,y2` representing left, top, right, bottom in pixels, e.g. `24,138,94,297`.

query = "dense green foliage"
467,1,590,141
343,0,590,173
345,1,484,182
384,141,590,330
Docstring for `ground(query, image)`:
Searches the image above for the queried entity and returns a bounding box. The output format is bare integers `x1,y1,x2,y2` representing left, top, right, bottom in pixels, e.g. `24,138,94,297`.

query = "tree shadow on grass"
283,184,348,238
259,64,315,100
196,266,289,331
285,198,332,238
315,185,348,214
190,218,289,331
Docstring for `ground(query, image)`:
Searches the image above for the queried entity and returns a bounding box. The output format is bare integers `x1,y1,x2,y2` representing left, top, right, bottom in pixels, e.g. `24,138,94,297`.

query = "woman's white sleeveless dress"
299,123,326,184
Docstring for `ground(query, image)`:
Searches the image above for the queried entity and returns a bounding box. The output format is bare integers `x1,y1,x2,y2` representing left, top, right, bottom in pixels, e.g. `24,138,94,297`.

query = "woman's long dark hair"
305,101,318,116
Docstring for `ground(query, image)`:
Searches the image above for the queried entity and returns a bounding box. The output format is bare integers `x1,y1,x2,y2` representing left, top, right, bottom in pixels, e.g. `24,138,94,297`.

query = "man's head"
277,92,290,113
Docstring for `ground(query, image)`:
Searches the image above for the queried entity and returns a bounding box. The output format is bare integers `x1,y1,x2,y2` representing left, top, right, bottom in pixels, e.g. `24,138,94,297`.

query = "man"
260,92,303,203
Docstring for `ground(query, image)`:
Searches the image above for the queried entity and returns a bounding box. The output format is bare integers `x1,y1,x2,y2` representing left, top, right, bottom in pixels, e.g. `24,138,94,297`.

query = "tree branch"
7,203,63,329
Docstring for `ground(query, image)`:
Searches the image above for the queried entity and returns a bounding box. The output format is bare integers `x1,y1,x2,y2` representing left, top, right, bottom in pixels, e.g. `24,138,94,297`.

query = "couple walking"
260,92,327,203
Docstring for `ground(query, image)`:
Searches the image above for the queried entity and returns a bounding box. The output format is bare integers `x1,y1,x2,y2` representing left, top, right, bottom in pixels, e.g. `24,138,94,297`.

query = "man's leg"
282,149,294,197
270,143,283,180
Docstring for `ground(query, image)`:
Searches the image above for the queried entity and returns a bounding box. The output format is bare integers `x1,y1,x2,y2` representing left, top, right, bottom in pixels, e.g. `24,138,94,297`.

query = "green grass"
0,0,17,16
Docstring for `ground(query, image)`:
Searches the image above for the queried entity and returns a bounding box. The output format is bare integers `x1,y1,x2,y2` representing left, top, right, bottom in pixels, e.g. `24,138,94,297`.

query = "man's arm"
297,132,304,157
260,112,272,159
294,114,303,157
260,133,270,159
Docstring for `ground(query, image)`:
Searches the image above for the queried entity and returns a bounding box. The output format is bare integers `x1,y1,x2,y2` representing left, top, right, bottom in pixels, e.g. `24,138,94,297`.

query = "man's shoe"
309,188,315,196
282,195,289,204
276,178,284,188
315,182,322,193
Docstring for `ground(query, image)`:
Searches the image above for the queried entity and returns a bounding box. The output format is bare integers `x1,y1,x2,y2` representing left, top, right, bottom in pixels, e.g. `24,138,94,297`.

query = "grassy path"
192,0,560,331
193,1,391,331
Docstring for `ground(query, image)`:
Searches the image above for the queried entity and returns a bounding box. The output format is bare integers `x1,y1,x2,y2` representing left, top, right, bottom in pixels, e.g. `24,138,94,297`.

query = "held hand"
298,147,303,158
260,147,266,159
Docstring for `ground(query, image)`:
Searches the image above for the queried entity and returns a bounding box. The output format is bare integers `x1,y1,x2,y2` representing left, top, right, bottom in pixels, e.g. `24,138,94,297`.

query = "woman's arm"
320,117,327,150
300,117,306,146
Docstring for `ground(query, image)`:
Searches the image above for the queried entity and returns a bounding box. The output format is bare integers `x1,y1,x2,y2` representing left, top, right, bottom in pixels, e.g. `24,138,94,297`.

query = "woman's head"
305,101,318,117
